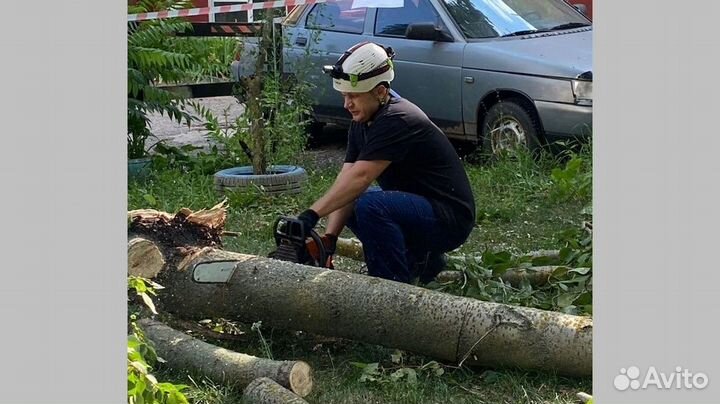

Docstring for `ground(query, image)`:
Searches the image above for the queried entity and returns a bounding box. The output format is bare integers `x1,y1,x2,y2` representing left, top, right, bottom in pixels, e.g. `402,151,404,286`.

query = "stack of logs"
127,201,592,402
137,319,312,403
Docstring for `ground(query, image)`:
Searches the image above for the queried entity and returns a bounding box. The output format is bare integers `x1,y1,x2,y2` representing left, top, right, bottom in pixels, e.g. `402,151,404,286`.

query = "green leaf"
147,279,165,290
573,291,592,305
391,351,403,364
171,390,189,404
556,292,578,308
551,266,570,279
390,369,405,382
140,293,158,314
127,373,145,396
129,278,148,294
364,363,380,375
128,336,140,350
144,373,158,386
130,361,149,375
128,349,144,364
480,370,501,383
568,267,592,275
142,194,157,206
405,368,417,385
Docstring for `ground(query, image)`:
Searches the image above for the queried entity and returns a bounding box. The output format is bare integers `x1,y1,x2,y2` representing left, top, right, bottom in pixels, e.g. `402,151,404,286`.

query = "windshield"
440,0,590,39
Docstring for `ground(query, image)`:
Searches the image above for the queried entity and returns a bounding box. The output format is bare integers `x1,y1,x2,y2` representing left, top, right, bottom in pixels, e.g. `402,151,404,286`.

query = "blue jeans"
345,187,456,283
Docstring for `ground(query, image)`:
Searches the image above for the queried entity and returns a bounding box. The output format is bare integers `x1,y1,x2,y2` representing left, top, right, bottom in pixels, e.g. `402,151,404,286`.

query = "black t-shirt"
345,96,476,242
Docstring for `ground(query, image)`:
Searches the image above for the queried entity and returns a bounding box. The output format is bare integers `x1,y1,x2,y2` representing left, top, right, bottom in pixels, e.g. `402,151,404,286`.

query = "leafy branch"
128,276,190,404
428,224,593,316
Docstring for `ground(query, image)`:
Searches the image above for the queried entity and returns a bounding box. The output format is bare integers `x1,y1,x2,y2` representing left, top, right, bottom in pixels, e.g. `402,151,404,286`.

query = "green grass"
128,145,592,403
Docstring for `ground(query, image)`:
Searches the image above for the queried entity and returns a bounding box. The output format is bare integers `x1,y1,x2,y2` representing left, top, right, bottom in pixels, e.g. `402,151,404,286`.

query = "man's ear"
374,85,389,98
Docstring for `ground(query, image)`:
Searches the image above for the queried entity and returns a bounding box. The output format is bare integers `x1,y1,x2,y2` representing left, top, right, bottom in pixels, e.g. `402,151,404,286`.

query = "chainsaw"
268,216,334,268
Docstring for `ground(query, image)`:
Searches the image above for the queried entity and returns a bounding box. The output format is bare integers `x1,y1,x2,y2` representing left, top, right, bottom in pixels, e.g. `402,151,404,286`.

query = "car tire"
213,165,307,195
481,100,542,158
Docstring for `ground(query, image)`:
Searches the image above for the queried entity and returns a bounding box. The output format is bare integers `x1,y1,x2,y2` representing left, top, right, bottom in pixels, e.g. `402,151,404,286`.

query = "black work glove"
297,209,320,235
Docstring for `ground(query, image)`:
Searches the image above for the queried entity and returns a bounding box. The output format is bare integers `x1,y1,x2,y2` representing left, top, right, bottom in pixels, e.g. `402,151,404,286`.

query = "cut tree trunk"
128,205,592,377
128,237,165,278
335,237,364,261
244,377,308,404
137,319,313,397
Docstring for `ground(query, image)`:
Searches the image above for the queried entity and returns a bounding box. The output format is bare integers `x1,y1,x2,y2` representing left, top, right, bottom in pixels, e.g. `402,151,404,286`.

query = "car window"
441,0,590,39
285,5,308,26
305,0,367,34
375,0,444,37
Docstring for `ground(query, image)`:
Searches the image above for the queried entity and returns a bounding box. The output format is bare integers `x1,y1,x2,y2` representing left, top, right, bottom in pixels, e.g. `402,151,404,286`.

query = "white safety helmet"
322,42,395,93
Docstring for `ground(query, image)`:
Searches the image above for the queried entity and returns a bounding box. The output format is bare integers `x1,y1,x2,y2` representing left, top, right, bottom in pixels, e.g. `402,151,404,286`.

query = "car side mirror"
406,23,453,42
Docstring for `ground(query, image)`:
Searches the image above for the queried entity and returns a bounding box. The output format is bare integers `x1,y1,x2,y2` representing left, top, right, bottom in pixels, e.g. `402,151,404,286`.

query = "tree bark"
137,319,313,397
129,206,591,377
244,377,309,404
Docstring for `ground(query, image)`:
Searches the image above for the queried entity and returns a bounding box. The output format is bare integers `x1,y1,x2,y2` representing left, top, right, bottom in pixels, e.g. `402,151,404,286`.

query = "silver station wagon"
232,0,592,154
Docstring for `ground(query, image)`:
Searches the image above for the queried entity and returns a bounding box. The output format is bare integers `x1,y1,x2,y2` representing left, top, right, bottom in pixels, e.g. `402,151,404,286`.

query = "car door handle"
464,77,475,84
295,37,307,46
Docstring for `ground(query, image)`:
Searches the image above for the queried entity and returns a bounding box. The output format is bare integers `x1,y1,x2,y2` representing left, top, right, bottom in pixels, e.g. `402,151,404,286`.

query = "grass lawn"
128,141,592,403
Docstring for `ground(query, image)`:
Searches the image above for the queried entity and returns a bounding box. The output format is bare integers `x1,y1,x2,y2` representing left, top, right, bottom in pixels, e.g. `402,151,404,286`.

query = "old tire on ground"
214,165,307,196
481,100,541,157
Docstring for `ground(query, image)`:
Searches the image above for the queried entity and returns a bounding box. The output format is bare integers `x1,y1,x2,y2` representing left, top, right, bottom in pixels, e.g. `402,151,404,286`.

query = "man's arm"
323,163,355,236
310,159,390,219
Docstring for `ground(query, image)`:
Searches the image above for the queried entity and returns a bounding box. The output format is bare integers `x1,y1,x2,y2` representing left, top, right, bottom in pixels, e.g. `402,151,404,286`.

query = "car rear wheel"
481,101,541,157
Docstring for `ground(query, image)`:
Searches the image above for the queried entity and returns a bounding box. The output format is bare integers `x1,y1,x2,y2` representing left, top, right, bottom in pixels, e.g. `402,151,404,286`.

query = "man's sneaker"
417,251,448,284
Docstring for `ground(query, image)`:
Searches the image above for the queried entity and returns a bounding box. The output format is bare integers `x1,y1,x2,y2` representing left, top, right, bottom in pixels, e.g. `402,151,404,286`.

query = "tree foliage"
127,1,195,159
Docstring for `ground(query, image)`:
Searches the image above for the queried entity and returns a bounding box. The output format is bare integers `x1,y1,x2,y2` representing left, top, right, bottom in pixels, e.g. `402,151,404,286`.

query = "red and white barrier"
127,0,328,22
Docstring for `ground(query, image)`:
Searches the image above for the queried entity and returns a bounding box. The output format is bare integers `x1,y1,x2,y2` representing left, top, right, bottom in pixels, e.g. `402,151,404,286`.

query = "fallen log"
336,237,569,286
137,319,313,397
436,265,590,288
577,392,593,403
129,206,592,377
335,237,364,261
336,237,561,264
244,377,309,404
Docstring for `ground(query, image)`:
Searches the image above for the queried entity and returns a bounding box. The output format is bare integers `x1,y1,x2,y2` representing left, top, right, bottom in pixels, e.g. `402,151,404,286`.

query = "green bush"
128,277,190,404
